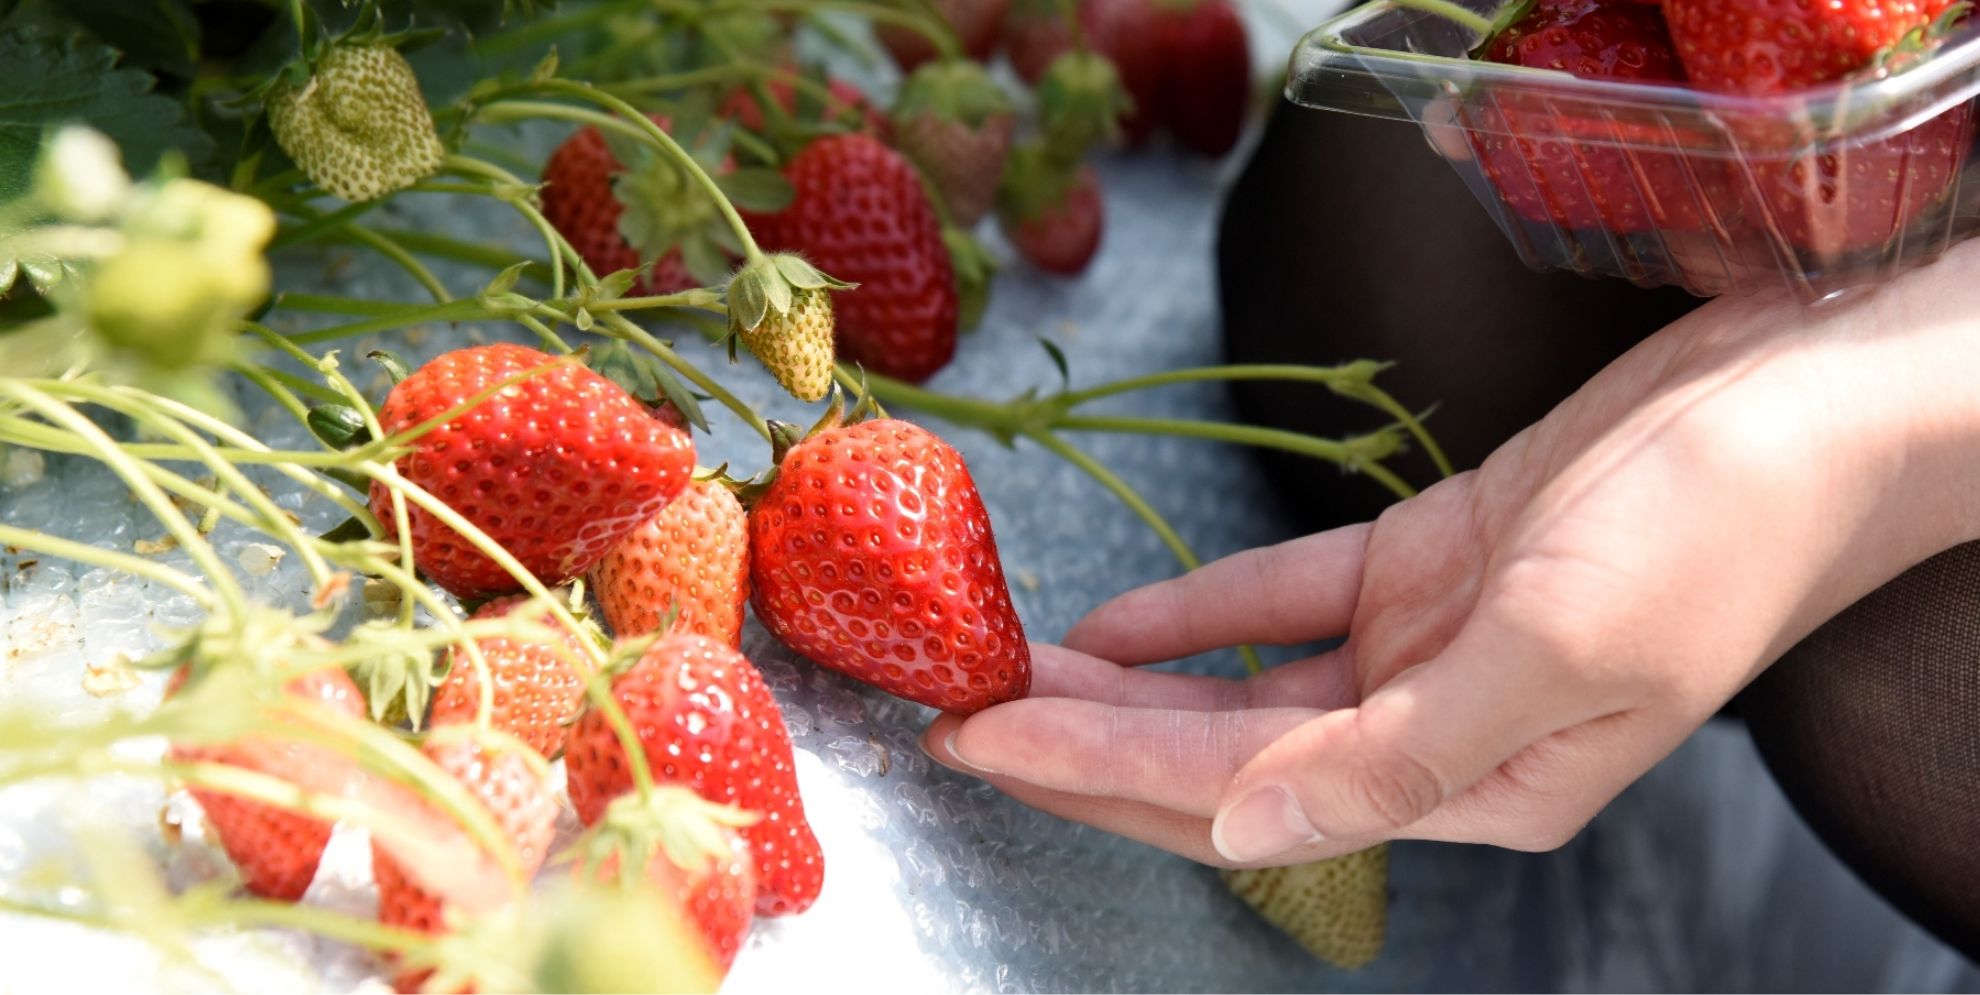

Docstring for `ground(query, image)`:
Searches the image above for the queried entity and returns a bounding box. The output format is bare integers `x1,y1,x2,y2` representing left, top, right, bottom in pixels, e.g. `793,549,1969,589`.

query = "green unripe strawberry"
726,254,852,403
741,286,835,402
266,43,445,203
1222,846,1389,969
86,178,276,367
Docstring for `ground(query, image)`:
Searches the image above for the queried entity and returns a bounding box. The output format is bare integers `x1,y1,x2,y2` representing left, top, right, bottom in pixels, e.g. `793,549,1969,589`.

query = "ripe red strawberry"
1158,0,1251,157
1465,0,1732,232
749,135,958,382
369,344,695,600
539,120,698,296
426,596,589,759
375,728,559,992
1663,0,1968,253
999,160,1103,275
1664,0,1951,93
563,634,824,915
1752,104,1974,255
168,664,365,902
891,61,1016,227
749,418,1030,714
584,788,759,971
592,479,751,647
878,0,1011,70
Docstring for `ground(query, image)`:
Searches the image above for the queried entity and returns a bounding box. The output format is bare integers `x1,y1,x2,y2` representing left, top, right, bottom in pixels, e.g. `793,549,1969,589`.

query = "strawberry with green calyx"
1009,0,1166,143
369,343,696,600
878,0,1011,70
1223,846,1390,970
574,787,760,971
426,594,593,758
593,476,752,647
749,396,1031,714
165,657,366,902
342,620,443,730
747,133,959,383
264,35,445,203
1035,49,1131,161
891,60,1017,227
725,253,854,403
997,147,1104,275
563,632,824,916
375,725,560,993
946,225,1000,330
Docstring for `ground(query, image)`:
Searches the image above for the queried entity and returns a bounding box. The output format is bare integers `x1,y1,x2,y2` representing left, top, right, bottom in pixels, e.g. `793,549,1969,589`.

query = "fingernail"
938,730,997,775
1212,786,1322,863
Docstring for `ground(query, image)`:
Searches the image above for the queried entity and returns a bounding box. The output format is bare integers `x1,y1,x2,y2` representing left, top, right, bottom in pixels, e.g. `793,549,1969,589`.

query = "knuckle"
1337,711,1445,831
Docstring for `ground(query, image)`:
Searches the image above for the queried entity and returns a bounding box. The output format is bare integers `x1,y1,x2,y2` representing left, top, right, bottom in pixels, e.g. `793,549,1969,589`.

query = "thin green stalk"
68,386,334,588
1026,430,1263,676
599,312,770,441
1055,414,1418,501
478,83,766,262
333,228,551,282
442,154,568,301
0,523,214,606
344,224,453,303
271,199,384,250
0,417,363,470
1057,362,1454,480
364,467,658,796
232,362,316,425
1,383,246,615
282,298,487,346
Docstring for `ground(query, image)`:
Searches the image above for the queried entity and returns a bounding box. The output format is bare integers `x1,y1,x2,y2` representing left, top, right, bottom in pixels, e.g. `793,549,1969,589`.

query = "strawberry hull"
1288,0,1980,300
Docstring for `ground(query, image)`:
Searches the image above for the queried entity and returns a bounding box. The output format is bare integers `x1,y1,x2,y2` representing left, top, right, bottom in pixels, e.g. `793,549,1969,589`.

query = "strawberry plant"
0,0,1434,985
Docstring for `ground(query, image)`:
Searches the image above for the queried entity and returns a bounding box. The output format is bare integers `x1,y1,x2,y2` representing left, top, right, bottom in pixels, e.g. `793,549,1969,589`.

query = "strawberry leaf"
680,232,730,288
55,0,203,78
1039,337,1070,388
649,364,711,433
0,29,213,204
714,168,794,214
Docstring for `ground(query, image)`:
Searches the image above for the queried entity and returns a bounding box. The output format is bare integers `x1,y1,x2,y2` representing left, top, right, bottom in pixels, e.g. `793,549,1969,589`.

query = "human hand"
923,241,1980,867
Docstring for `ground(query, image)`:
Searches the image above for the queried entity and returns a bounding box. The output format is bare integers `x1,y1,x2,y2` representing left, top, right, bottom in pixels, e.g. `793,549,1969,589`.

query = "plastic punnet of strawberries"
1405,0,1977,293
0,0,1420,989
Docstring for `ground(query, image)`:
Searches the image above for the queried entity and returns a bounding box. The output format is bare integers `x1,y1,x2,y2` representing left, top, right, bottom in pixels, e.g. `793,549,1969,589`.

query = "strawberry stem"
0,522,214,606
1055,414,1417,500
477,81,770,263
1025,429,1265,676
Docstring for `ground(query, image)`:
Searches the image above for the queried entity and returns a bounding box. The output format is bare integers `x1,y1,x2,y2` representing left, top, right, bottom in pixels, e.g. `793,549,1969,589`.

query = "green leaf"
650,363,711,433
714,168,793,214
760,266,792,318
775,252,854,290
486,261,531,297
57,0,203,78
613,161,687,263
592,268,638,302
679,232,729,288
0,29,213,204
1039,337,1070,388
729,268,768,331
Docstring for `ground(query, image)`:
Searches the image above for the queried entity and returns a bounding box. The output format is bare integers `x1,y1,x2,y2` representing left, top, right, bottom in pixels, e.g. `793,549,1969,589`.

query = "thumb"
1207,616,1611,863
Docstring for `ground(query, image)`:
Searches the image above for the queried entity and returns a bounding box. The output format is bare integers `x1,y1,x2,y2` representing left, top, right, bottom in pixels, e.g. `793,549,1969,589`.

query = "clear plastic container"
1284,0,1980,300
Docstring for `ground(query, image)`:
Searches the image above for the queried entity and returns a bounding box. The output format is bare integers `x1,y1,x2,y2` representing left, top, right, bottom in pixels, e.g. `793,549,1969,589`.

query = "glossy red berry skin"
748,135,958,383
563,634,824,916
539,120,699,296
748,419,1030,714
426,595,588,759
369,344,696,600
168,666,365,902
